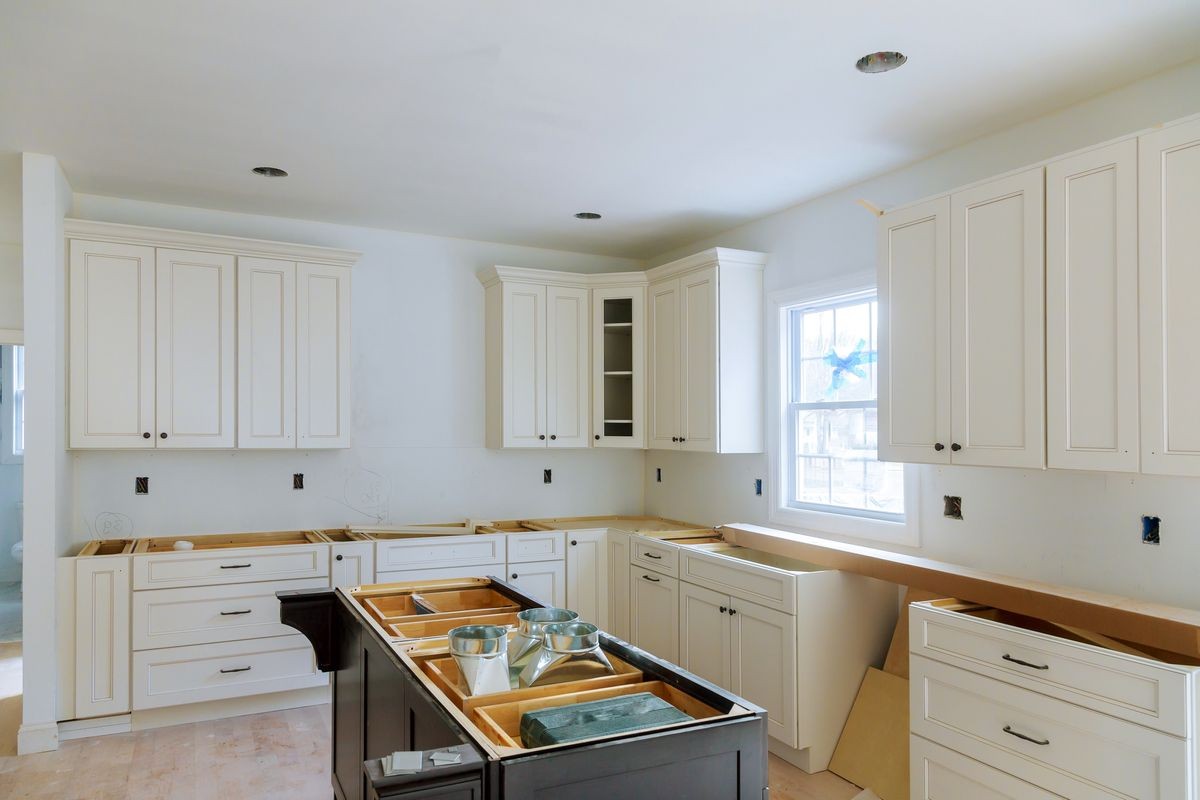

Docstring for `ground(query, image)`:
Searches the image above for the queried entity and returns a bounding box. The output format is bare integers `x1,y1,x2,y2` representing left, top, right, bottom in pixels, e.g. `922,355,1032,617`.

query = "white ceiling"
3,1,1199,258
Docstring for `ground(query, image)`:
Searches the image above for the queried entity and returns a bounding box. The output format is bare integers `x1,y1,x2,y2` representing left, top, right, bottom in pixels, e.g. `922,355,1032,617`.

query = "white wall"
0,153,21,332
643,59,1200,610
68,195,646,543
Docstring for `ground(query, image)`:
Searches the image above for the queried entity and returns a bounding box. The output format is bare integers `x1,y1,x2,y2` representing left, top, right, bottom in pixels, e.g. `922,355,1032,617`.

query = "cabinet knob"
550,434,557,441
672,436,678,442
594,434,600,440
679,437,686,443
933,443,944,452
951,443,962,452
719,606,727,614
538,435,546,440
571,540,577,546
728,608,736,615
511,573,518,580
142,432,151,439
335,554,343,561
160,432,168,439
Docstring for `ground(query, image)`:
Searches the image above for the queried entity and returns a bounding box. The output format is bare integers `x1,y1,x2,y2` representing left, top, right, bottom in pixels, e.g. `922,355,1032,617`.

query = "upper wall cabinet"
1140,118,1200,476
1046,139,1139,472
592,283,646,448
646,249,767,453
879,168,1044,468
66,220,358,450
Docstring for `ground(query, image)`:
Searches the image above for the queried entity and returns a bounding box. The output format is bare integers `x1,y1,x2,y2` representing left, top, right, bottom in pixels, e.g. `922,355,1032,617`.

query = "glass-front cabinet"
592,284,646,448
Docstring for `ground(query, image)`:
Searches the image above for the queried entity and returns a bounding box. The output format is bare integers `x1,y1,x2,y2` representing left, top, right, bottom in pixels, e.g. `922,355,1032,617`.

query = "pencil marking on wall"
326,468,389,523
92,512,134,539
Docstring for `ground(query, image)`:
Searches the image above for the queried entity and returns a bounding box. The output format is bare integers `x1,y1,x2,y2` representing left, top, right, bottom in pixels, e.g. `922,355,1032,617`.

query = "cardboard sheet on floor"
829,668,908,800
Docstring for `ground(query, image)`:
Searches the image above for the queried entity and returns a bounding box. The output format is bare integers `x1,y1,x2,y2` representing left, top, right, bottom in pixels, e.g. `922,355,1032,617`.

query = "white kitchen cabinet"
878,169,1044,468
330,541,375,589
297,262,352,448
911,737,1064,800
606,530,632,640
592,285,646,448
546,286,590,448
565,529,607,628
238,257,296,448
68,239,157,448
155,248,236,448
507,530,565,564
1140,117,1200,477
1046,140,1139,472
507,559,566,607
75,556,131,718
646,249,766,453
629,565,678,662
678,581,731,688
731,598,797,748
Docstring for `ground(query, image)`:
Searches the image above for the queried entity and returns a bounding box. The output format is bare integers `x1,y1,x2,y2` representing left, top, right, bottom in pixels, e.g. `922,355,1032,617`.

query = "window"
1,345,23,463
769,278,915,545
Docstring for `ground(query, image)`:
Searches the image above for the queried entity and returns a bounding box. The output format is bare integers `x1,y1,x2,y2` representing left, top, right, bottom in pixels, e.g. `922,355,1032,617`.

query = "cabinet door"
155,248,236,448
629,566,678,662
950,168,1045,468
606,531,631,640
508,559,565,607
502,281,547,447
1140,118,1200,476
592,286,646,448
565,530,607,628
238,257,296,448
545,285,590,448
1046,140,1139,472
297,263,351,448
678,582,731,689
75,556,131,718
68,239,156,448
331,541,375,589
679,267,719,452
647,279,680,449
730,598,797,748
877,197,951,464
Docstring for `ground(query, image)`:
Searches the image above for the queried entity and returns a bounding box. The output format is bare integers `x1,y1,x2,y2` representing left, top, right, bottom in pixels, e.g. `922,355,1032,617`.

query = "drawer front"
911,655,1187,800
912,736,1067,799
631,537,678,577
132,635,326,710
132,545,329,590
679,549,796,613
376,564,507,585
132,578,329,650
911,604,1192,737
376,534,505,572
506,531,565,564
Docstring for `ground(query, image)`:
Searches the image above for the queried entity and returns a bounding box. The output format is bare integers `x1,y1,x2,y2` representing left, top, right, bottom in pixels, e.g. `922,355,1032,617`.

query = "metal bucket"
518,621,615,688
507,607,579,679
448,624,511,696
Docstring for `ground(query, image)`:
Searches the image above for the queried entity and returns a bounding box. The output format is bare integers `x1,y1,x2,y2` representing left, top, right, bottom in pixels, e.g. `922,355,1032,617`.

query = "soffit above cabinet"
63,219,360,268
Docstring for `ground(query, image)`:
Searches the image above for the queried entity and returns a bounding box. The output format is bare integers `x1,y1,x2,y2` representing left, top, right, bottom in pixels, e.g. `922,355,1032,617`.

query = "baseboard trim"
130,685,330,732
59,714,132,741
769,737,815,773
17,721,59,754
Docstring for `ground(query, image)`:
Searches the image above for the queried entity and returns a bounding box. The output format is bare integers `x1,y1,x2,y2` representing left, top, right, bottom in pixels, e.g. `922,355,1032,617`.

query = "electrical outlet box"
135,477,149,495
656,468,662,483
943,495,962,520
1142,515,1161,545
293,473,304,490
543,469,552,484
754,479,762,496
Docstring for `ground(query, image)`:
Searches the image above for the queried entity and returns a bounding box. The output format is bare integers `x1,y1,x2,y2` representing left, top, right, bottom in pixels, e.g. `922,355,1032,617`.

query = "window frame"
767,273,918,547
1,344,23,465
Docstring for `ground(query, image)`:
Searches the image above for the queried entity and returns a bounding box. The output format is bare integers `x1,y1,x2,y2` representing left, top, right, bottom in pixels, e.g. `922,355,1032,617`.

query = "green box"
519,692,693,748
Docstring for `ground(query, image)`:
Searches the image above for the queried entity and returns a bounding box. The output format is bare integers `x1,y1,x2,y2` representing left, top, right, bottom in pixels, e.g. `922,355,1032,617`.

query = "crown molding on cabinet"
644,247,769,282
476,265,647,289
63,219,361,268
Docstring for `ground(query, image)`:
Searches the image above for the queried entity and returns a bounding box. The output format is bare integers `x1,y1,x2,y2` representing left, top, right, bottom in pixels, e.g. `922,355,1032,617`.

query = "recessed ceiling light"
574,212,602,220
251,166,288,177
856,51,907,74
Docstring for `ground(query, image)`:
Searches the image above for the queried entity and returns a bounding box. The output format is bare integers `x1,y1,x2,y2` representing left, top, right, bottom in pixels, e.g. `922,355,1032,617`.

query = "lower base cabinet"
564,529,607,628
506,559,565,607
911,736,1063,800
606,531,631,639
629,565,679,662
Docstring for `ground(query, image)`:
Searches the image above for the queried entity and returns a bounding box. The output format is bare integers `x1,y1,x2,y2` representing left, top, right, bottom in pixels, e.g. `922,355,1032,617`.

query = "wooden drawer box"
132,634,326,710
132,577,329,650
911,655,1187,799
376,534,505,573
630,537,679,577
678,548,797,614
910,601,1195,737
911,736,1066,799
506,531,565,564
132,545,328,590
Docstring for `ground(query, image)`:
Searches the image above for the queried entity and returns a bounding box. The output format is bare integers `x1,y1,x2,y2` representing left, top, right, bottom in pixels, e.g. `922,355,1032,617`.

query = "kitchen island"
279,576,768,800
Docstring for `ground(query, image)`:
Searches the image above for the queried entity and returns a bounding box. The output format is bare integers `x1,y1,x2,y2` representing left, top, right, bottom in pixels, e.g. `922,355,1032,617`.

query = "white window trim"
1,344,22,465
767,272,919,547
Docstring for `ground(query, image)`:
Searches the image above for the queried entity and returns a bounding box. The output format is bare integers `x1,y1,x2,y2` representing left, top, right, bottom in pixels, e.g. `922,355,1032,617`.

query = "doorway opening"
0,343,24,756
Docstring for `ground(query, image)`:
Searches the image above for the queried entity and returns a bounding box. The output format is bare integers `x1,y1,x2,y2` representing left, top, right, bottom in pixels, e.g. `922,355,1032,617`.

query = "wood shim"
722,523,1200,660
829,668,908,800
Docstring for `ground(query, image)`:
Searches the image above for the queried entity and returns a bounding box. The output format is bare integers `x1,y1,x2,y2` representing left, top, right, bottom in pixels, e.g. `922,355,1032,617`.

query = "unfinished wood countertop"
722,522,1200,660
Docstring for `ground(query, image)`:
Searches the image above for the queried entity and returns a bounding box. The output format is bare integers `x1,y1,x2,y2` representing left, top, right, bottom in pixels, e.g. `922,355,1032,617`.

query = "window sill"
767,503,919,547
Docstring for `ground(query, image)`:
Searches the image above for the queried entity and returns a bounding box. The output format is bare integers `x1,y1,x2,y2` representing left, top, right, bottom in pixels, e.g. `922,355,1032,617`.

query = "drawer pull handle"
643,552,662,559
1003,725,1049,746
642,574,660,582
220,563,253,569
220,666,252,674
1002,654,1049,671
219,609,253,616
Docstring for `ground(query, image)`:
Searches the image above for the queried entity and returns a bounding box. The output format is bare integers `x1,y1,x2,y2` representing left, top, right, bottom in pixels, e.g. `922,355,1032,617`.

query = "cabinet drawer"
132,635,327,709
376,534,505,572
910,603,1193,737
376,565,507,585
132,578,328,650
679,549,796,613
911,655,1187,800
506,531,565,564
631,537,678,577
911,736,1067,799
132,545,328,590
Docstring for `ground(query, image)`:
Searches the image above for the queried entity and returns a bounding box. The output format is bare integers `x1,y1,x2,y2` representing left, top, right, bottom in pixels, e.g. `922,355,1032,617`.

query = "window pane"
794,299,878,404
795,456,830,505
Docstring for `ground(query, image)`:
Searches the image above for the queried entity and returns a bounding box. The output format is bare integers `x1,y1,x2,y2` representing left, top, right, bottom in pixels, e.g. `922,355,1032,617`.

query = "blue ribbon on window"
824,339,876,397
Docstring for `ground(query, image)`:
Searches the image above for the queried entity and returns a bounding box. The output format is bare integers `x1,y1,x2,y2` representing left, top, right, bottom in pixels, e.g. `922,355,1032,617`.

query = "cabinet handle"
220,563,253,569
160,432,168,439
1002,725,1049,746
1002,653,1049,671
933,443,944,452
219,609,252,616
642,574,660,583
951,442,962,452
719,606,727,613
511,573,518,580
550,434,557,440
335,554,344,561
571,540,577,546
220,666,252,674
594,434,600,440
643,552,662,559
538,435,546,440
728,608,736,615
142,432,151,439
